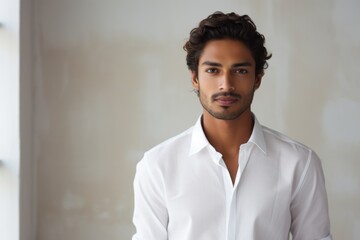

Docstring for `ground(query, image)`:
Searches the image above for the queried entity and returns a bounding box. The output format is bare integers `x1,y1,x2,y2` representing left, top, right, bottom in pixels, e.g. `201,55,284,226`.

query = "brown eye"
234,68,248,74
206,68,218,73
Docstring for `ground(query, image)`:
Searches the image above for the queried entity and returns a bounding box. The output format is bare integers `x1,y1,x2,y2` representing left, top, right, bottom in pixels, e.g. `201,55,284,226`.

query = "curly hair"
183,11,272,76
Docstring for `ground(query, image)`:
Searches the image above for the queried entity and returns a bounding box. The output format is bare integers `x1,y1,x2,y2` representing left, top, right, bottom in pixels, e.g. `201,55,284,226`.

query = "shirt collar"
189,116,209,156
249,115,267,154
188,114,267,157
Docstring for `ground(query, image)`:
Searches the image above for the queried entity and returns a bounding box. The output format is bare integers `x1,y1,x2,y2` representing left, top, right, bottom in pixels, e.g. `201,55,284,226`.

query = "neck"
202,110,254,154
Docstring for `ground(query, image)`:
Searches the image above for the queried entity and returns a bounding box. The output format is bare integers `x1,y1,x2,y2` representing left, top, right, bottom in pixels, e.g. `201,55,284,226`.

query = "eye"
234,68,248,74
205,68,219,74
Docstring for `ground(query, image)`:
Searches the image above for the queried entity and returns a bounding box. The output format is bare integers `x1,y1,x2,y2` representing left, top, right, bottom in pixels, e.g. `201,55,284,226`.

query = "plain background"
17,0,360,239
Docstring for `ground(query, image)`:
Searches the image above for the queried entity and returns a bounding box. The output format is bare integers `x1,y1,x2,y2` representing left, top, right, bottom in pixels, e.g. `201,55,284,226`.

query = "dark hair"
183,11,272,76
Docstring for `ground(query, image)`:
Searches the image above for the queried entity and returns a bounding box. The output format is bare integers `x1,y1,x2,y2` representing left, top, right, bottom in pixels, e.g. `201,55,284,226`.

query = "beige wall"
24,0,360,239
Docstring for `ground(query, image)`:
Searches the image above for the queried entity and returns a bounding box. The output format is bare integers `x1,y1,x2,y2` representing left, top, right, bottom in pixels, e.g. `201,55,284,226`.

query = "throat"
222,152,239,185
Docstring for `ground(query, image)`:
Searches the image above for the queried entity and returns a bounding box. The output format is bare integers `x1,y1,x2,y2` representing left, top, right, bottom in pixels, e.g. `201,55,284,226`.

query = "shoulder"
147,126,193,155
261,125,324,186
259,126,327,201
138,126,194,168
261,125,314,157
260,125,323,177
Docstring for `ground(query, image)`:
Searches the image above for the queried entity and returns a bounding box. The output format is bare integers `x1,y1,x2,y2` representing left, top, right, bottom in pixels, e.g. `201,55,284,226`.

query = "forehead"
199,39,255,65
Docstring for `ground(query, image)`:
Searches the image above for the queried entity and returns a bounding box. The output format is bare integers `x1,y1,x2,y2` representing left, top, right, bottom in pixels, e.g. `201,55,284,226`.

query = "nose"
219,71,235,92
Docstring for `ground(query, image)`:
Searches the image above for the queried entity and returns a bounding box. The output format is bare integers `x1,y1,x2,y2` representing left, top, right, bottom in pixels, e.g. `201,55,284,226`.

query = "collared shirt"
132,116,332,240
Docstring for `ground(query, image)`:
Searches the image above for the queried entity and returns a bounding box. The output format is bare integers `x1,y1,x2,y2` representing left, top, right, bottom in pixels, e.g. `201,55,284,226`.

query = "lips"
214,96,239,106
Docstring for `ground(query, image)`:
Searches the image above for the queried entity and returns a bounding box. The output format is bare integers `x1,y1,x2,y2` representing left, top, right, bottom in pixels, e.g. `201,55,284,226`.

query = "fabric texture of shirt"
132,116,332,240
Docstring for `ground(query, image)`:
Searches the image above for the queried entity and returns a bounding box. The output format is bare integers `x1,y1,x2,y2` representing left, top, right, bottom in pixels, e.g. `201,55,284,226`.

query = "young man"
132,12,332,240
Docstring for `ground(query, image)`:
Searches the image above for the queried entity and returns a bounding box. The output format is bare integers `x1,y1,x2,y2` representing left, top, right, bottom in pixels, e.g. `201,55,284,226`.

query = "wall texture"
30,0,360,239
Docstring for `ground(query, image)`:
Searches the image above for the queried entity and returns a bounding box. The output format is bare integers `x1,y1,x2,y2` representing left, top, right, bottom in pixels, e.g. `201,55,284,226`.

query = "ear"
191,71,199,90
254,72,263,90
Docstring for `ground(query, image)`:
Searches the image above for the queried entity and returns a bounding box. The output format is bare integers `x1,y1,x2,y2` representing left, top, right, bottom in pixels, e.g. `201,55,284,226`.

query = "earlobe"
255,73,263,90
191,71,199,90
255,79,261,89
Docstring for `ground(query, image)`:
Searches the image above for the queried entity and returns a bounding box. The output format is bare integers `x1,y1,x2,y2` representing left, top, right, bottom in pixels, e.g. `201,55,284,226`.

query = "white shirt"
132,116,332,240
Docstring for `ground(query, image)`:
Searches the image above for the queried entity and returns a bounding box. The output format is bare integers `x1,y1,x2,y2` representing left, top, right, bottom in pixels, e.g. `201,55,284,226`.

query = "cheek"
198,78,219,90
199,88,212,103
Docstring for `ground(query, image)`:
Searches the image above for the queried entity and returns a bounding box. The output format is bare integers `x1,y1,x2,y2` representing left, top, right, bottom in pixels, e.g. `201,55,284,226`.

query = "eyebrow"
201,61,252,67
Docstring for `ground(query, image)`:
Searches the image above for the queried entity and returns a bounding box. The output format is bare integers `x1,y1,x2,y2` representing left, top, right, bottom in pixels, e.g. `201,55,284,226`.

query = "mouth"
212,92,240,107
215,96,239,106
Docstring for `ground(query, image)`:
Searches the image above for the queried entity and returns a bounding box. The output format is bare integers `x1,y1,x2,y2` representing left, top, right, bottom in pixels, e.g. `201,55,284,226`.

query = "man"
132,12,332,240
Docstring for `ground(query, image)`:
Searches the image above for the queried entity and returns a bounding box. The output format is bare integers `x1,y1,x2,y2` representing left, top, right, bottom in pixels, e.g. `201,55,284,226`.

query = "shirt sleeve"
132,154,168,240
290,150,332,240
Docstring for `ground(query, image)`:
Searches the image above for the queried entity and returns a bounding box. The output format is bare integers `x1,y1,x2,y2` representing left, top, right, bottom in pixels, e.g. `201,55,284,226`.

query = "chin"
209,111,243,120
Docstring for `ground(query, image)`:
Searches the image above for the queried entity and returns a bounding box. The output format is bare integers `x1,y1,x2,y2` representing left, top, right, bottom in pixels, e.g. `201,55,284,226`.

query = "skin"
191,39,263,184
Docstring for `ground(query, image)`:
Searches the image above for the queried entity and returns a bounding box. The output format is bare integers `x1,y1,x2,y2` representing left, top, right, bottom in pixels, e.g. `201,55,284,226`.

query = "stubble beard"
198,89,255,121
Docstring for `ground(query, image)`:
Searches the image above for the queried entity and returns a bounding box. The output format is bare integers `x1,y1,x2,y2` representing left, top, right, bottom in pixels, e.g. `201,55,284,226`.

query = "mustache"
211,92,241,100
